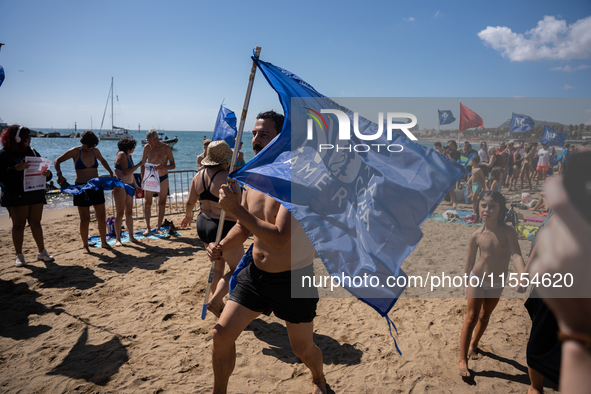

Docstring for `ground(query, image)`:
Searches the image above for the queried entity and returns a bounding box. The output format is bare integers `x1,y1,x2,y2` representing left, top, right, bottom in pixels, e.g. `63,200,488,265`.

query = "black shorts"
229,262,319,324
1,190,46,208
73,187,105,207
196,213,236,244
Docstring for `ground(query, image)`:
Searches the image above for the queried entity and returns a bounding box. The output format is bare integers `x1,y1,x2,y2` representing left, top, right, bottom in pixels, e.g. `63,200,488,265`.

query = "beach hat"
201,140,233,166
521,192,532,204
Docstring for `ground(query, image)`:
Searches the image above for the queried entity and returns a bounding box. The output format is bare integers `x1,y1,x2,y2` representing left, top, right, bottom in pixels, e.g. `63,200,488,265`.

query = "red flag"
459,102,483,132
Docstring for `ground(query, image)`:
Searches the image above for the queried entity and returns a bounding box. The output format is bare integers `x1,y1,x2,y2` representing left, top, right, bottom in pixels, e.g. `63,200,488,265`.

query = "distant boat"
142,132,178,149
98,77,131,141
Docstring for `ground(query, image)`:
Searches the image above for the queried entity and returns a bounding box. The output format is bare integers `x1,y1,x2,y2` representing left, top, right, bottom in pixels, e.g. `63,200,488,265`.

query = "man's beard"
253,144,263,154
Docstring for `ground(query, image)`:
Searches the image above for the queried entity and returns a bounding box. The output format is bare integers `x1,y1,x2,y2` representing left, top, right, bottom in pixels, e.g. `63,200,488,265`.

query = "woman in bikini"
55,131,114,253
113,137,144,246
180,141,244,317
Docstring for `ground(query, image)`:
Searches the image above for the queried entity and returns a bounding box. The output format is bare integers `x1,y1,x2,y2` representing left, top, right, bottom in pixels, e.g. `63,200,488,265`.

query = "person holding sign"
0,125,54,267
54,131,114,253
140,129,175,235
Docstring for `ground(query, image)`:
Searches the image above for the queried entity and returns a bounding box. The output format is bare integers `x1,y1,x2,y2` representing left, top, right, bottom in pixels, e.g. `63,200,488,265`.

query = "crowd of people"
1,119,590,393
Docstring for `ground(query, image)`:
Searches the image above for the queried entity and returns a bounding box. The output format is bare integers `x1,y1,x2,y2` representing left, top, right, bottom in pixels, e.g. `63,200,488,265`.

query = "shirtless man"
141,129,175,235
207,111,326,394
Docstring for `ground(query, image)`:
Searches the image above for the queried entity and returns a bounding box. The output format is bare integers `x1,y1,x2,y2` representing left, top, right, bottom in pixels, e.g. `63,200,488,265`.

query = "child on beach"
466,155,486,220
458,191,526,378
489,168,503,193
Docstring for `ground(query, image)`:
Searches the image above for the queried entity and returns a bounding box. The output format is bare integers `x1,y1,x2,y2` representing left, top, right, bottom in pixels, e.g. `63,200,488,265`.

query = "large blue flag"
438,110,455,125
510,112,534,133
212,105,238,148
231,56,465,323
540,125,568,147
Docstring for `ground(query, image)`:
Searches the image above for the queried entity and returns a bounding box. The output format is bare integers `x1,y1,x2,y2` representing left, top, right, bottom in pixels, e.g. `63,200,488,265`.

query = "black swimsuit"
196,169,235,244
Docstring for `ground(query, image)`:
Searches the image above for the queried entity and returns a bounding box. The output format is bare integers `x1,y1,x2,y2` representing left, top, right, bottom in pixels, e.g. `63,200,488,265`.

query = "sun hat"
201,140,233,166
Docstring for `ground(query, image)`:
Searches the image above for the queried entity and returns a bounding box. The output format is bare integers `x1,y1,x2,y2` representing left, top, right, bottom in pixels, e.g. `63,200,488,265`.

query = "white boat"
98,77,131,141
142,132,178,149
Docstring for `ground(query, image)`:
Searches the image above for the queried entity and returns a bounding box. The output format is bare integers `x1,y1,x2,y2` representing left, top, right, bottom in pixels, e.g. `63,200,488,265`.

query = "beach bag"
106,217,116,237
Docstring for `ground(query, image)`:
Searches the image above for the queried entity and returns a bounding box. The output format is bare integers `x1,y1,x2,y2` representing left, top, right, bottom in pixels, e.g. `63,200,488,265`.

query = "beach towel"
89,226,181,247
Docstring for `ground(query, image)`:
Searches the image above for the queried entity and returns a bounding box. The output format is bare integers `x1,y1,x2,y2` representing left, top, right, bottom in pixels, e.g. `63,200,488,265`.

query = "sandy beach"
0,184,557,393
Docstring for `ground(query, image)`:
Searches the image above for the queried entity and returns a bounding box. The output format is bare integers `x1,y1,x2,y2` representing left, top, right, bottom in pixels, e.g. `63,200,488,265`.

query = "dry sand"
0,184,558,393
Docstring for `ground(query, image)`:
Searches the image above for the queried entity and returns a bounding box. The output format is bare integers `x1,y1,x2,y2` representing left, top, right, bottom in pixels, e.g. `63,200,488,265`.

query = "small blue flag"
438,110,455,125
212,105,238,148
0,65,4,87
510,113,534,133
540,125,568,147
231,56,465,324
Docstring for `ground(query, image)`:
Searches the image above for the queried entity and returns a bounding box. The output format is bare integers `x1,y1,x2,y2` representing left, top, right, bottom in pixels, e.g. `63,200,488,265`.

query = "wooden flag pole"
201,46,262,320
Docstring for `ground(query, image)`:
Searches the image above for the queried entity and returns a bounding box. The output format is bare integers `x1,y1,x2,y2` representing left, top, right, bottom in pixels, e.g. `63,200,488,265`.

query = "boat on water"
98,77,131,141
141,132,178,149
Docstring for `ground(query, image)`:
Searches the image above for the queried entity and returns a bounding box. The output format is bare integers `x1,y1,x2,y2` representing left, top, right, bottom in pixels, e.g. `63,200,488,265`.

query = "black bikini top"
200,169,224,203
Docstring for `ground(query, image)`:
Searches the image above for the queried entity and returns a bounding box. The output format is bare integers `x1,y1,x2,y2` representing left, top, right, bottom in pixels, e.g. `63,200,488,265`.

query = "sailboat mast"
111,77,114,132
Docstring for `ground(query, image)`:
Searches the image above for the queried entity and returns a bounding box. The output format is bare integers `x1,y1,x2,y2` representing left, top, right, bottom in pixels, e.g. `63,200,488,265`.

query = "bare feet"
527,386,543,394
142,229,151,236
82,246,91,254
114,240,123,247
102,243,112,250
155,228,165,235
458,360,470,378
312,378,327,394
467,347,478,360
452,202,457,209
130,237,143,243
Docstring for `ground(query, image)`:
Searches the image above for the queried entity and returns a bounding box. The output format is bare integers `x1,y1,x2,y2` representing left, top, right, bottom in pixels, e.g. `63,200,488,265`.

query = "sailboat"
98,77,131,140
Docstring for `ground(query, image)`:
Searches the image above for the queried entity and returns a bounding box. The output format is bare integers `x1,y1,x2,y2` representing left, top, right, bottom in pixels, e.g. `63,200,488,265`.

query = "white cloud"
434,11,440,18
404,17,415,22
477,15,591,61
550,64,591,71
585,109,591,113
563,84,575,89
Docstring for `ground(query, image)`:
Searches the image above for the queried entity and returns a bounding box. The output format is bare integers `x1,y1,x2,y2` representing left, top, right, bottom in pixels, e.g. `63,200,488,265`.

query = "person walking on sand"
113,137,144,246
0,125,54,266
180,140,244,317
207,111,327,394
55,131,114,254
458,191,526,378
140,129,175,235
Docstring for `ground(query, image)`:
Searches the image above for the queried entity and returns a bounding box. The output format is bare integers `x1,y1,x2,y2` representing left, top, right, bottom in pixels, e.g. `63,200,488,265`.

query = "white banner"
142,164,161,193
23,157,51,192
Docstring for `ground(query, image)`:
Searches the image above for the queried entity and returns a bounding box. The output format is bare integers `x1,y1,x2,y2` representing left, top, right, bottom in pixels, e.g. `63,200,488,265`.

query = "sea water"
0,129,437,214
0,129,255,214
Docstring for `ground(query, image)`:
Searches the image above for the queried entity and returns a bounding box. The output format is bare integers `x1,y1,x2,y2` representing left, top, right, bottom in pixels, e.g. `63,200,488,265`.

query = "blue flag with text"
438,110,455,125
231,56,465,323
510,113,534,133
540,125,568,147
212,105,238,148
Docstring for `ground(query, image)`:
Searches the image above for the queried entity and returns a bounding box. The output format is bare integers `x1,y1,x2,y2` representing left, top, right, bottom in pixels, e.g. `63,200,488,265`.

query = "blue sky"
1,0,590,131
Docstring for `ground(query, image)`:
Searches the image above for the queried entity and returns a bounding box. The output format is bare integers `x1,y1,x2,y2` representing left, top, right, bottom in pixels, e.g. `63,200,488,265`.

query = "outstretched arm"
181,175,201,228
507,227,526,274
54,148,76,185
